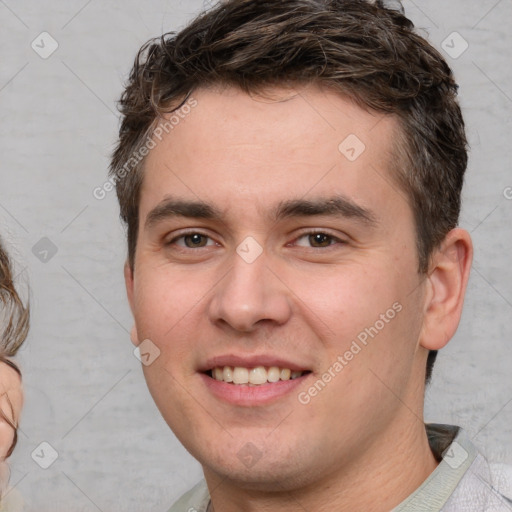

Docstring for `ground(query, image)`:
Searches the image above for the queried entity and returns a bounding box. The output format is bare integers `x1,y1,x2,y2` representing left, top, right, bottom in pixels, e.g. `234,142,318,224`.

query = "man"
110,0,512,510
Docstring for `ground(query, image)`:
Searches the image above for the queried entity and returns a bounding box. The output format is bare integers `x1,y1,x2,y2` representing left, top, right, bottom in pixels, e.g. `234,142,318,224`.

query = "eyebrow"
274,196,378,226
144,194,377,230
145,197,221,229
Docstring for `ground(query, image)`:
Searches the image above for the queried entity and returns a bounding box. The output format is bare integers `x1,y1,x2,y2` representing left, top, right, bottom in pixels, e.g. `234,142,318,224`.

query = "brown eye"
308,233,333,247
183,233,209,248
294,231,343,249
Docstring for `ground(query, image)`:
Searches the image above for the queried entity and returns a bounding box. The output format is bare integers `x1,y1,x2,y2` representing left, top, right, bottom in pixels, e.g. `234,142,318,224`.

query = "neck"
204,415,438,512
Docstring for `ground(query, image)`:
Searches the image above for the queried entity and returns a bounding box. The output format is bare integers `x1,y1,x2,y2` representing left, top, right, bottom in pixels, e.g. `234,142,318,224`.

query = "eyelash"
166,230,346,250
166,231,217,249
292,230,346,249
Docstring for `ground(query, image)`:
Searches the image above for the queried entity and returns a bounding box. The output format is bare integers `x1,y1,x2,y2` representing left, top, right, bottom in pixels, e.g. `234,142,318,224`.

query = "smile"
208,366,309,385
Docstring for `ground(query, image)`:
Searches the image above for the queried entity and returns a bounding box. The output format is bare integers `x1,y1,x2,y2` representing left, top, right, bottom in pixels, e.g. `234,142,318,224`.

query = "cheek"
0,421,15,458
0,389,21,459
134,265,206,332
290,263,400,340
292,276,422,437
132,265,215,371
293,260,421,381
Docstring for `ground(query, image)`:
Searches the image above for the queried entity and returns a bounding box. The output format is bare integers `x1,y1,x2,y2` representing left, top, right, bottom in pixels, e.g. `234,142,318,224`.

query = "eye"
294,232,342,248
170,232,215,248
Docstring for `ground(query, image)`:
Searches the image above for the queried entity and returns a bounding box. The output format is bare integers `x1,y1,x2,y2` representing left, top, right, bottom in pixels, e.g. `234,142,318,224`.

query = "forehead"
141,85,403,217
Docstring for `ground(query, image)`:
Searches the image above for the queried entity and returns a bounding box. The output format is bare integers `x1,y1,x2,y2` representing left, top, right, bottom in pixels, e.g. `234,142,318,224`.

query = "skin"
125,85,472,511
0,361,22,459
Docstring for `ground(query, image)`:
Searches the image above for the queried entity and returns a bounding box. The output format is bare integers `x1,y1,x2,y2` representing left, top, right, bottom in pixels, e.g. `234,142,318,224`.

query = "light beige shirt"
169,424,512,512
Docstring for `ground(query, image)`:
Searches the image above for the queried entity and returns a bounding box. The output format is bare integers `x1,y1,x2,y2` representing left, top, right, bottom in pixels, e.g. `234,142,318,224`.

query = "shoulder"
445,456,512,511
489,463,512,503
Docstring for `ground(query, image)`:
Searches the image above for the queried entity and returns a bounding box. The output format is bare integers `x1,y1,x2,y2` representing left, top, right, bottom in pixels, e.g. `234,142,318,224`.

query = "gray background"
0,0,511,510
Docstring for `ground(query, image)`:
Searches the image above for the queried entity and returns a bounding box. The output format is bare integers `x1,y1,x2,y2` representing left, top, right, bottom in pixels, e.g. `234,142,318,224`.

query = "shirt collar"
392,423,479,512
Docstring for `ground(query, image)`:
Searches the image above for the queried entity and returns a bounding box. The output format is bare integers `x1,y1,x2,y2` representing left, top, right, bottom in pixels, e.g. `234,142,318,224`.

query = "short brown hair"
111,0,468,382
0,239,29,458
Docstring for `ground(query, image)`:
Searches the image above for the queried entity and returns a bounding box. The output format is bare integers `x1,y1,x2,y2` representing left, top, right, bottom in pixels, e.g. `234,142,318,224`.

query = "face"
0,361,22,460
126,85,431,491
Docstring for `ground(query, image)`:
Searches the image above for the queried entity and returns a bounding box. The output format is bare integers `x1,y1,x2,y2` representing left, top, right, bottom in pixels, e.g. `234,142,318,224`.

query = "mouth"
198,355,313,405
206,366,311,386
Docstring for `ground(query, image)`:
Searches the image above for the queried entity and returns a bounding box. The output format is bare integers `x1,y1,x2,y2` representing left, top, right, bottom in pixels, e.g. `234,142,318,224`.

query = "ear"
419,228,473,351
124,261,140,347
124,261,135,314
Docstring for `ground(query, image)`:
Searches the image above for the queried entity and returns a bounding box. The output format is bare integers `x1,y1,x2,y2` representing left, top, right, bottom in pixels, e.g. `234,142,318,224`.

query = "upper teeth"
211,366,304,385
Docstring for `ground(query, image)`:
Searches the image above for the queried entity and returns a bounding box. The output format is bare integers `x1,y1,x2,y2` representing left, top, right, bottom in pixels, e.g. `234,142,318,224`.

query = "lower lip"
200,373,310,406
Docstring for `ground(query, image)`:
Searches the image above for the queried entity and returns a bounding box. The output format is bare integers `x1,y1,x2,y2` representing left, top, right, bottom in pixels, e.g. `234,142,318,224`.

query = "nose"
208,246,292,333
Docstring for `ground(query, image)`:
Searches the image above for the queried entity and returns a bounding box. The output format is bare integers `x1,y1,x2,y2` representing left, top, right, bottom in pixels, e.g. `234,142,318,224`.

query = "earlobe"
130,325,140,347
420,228,473,351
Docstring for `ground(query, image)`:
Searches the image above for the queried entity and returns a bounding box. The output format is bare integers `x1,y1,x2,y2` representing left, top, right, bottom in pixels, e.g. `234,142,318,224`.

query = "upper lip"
199,354,311,372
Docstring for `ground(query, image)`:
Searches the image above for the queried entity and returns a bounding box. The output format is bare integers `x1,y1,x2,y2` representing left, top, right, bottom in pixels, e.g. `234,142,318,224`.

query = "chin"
205,462,311,492
195,437,321,492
